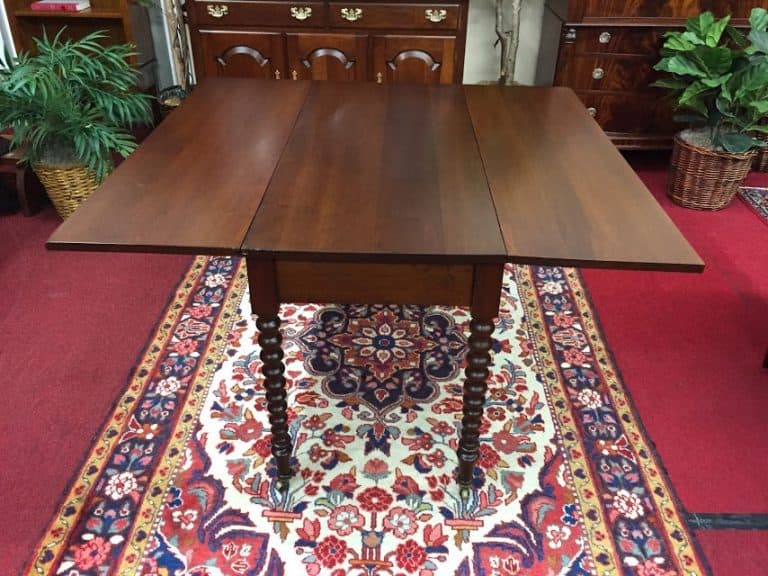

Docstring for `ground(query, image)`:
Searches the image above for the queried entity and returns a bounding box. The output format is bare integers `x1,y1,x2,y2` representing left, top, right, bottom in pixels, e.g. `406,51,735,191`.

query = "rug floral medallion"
28,257,707,576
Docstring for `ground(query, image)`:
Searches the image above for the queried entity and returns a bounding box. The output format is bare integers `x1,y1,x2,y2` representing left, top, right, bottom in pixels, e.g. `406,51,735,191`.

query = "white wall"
463,0,563,85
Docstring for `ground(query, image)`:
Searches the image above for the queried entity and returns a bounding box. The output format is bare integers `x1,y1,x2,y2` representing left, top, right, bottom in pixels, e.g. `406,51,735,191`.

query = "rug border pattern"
739,186,768,223
25,256,243,575
118,259,248,574
25,256,208,575
514,265,617,574
519,265,704,576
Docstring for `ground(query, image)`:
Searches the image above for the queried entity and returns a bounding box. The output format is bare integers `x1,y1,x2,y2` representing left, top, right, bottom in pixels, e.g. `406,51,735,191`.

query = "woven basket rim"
32,161,90,172
673,132,757,161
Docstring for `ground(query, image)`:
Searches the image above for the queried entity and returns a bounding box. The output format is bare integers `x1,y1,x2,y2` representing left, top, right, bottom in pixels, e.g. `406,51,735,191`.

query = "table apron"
246,257,504,316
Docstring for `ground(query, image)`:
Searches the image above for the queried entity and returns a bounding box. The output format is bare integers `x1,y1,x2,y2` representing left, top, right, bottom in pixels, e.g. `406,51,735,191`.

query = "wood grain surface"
243,82,506,262
47,79,311,254
464,85,703,271
48,79,703,274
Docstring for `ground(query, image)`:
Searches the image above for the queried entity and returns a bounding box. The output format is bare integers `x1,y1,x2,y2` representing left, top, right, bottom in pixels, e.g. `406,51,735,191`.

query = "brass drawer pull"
290,6,312,20
376,71,383,83
599,31,612,44
206,4,228,17
425,8,447,23
586,107,597,117
592,67,604,80
340,7,363,21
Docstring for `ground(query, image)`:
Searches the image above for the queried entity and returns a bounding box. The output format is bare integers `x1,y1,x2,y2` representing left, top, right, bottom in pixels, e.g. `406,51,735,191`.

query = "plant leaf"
651,78,689,90
655,55,707,77
705,14,730,47
748,30,768,55
691,46,733,77
749,100,768,115
673,114,708,125
750,7,768,32
687,12,715,38
679,81,711,108
726,26,748,49
663,33,697,52
681,31,706,46
718,132,762,153
700,73,732,88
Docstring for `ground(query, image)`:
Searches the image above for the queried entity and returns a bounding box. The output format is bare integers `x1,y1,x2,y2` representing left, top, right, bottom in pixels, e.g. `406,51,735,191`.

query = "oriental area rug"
27,257,708,576
740,186,768,221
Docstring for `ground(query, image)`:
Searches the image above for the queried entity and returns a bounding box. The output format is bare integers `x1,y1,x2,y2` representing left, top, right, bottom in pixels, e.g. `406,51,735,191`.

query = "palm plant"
0,29,153,183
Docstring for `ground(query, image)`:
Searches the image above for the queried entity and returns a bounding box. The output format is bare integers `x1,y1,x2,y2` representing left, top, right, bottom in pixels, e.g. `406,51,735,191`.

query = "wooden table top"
48,78,703,272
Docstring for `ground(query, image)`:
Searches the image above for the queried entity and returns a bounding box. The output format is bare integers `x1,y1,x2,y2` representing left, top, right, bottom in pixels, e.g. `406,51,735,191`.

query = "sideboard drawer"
576,91,678,135
329,3,459,30
557,54,658,92
193,1,326,27
564,27,664,56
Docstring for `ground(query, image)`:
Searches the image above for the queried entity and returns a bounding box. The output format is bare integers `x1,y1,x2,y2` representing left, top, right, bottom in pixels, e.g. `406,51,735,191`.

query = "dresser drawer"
557,54,658,92
576,91,678,135
193,1,326,28
329,3,459,30
564,27,664,56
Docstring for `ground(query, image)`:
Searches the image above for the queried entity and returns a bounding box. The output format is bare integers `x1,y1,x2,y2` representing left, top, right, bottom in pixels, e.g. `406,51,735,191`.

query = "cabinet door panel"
198,31,285,79
287,33,368,81
373,35,455,84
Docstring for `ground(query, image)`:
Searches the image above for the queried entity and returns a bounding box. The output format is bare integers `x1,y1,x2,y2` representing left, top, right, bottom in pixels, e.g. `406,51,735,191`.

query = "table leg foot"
256,314,294,482
457,318,494,487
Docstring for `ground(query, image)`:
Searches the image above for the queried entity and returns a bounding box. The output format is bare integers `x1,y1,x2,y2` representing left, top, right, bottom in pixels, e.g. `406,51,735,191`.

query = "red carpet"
1,159,767,575
696,530,768,575
582,158,768,515
0,206,190,575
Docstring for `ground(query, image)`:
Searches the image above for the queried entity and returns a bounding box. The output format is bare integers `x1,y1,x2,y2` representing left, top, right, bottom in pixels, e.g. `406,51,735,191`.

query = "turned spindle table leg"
256,314,293,483
248,258,294,485
457,317,494,487
457,264,503,490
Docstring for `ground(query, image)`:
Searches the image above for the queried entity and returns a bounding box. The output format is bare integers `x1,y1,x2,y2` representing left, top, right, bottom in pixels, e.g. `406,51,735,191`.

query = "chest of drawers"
187,0,467,84
554,1,752,149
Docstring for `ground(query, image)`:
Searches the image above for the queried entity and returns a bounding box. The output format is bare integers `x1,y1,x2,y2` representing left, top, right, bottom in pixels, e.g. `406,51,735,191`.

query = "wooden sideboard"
187,0,468,84
554,1,753,149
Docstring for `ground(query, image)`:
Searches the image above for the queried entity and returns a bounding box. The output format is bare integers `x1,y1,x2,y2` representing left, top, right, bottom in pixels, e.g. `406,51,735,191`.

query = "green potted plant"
0,30,153,219
653,8,768,210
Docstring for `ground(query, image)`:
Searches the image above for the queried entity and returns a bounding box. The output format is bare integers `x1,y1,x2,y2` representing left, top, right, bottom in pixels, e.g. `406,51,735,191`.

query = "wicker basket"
33,163,97,219
754,137,768,172
668,135,755,210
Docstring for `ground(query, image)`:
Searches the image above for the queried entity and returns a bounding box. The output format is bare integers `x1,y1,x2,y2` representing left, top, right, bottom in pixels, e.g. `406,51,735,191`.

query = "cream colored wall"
463,0,558,85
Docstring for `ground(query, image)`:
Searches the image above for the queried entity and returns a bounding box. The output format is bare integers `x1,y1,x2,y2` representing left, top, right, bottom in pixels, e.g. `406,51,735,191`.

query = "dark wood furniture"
0,147,44,216
187,0,467,84
47,79,704,488
554,1,753,149
5,0,155,86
